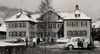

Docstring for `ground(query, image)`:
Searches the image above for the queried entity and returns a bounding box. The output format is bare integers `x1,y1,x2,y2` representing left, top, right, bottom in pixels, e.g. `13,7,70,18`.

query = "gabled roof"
5,11,34,22
92,20,100,28
31,14,43,22
0,24,6,32
59,5,92,20
59,10,91,20
38,10,62,22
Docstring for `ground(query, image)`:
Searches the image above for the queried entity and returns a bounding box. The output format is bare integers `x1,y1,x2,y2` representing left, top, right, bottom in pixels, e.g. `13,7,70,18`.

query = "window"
15,23,18,28
58,23,61,28
9,32,12,37
81,21,87,27
73,22,78,27
10,32,14,37
48,23,52,29
67,30,87,36
53,23,56,28
18,32,22,37
67,22,73,27
23,23,26,27
19,23,22,28
75,14,80,18
22,32,26,37
83,22,87,27
40,24,44,29
14,31,17,37
8,23,10,28
11,23,14,28
67,31,73,36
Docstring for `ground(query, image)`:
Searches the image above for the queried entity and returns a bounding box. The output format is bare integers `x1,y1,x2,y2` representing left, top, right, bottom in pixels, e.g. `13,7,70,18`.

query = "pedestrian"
25,37,28,47
37,37,40,44
77,38,81,48
80,39,84,48
33,37,36,47
80,39,83,48
51,38,54,43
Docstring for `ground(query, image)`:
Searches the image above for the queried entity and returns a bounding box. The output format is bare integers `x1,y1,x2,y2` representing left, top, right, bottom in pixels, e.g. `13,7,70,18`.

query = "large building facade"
63,5,92,39
5,5,92,41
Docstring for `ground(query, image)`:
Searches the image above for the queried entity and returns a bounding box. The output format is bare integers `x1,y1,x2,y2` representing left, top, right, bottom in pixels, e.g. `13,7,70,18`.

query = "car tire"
87,44,94,49
68,45,74,50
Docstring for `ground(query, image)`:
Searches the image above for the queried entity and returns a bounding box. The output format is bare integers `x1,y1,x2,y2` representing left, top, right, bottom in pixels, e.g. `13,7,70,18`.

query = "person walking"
33,37,36,47
37,37,40,44
25,37,28,47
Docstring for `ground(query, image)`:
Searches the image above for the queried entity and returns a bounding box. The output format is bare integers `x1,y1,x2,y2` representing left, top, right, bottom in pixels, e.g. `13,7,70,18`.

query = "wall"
64,19,91,39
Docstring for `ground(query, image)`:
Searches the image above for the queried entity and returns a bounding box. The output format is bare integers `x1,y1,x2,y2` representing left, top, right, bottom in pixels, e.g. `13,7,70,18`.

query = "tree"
39,0,53,14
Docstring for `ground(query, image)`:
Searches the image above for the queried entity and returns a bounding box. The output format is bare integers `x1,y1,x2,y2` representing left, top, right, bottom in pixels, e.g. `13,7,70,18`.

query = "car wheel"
68,45,74,50
87,44,94,49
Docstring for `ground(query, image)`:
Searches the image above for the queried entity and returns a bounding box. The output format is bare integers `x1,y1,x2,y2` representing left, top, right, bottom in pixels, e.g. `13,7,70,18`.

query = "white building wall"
64,20,91,39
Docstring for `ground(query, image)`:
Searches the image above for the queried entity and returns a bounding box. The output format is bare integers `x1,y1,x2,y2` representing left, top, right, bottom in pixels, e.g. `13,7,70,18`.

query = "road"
23,46,100,54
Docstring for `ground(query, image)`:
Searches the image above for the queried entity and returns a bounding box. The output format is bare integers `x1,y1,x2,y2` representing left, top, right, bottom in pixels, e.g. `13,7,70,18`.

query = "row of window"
9,31,26,37
67,30,87,36
8,23,26,28
37,32,56,37
67,21,87,27
39,23,63,29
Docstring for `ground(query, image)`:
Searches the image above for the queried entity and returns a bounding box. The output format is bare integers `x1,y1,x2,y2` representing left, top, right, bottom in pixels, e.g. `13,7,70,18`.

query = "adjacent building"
63,5,92,39
31,10,63,41
5,11,35,40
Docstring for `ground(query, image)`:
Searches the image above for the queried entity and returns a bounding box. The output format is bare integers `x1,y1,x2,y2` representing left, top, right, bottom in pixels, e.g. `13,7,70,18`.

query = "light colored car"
65,37,91,50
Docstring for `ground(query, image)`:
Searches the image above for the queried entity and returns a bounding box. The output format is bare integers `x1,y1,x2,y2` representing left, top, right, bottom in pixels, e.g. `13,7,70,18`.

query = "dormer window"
75,14,80,18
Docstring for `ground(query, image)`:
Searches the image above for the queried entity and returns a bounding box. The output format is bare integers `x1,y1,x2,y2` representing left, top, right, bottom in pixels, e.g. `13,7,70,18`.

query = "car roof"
71,37,84,40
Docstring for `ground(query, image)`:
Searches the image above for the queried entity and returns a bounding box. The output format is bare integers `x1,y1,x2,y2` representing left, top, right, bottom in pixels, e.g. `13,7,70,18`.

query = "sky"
0,0,100,21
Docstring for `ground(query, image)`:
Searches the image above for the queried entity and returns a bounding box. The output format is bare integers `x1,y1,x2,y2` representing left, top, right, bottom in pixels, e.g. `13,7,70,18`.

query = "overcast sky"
0,0,100,21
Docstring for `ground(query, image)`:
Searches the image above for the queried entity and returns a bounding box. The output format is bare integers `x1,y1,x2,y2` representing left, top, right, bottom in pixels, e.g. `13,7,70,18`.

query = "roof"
31,14,43,22
59,10,92,20
5,11,34,22
92,20,100,28
0,24,6,32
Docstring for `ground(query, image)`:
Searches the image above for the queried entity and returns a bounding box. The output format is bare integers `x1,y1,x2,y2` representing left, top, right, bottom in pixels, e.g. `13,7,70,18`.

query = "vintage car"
64,37,92,50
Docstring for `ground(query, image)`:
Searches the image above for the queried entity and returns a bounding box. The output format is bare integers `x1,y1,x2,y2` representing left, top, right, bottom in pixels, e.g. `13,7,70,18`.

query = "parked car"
4,38,25,43
64,37,92,50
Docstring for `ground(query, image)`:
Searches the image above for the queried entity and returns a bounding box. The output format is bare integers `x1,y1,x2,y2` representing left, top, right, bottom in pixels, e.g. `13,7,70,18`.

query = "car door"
71,38,78,48
80,38,87,48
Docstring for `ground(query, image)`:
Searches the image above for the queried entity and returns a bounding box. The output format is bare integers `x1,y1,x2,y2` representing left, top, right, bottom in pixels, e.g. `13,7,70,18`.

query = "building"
63,5,92,39
31,10,63,41
5,11,35,40
0,18,6,40
92,20,100,40
0,23,6,39
5,5,92,41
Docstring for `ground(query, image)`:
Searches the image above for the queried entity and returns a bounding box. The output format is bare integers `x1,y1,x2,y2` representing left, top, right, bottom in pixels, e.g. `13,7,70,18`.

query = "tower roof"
61,5,92,20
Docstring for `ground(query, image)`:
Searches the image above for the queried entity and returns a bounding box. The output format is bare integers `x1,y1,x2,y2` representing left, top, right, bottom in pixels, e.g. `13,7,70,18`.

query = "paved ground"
24,46,100,54
0,40,100,54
